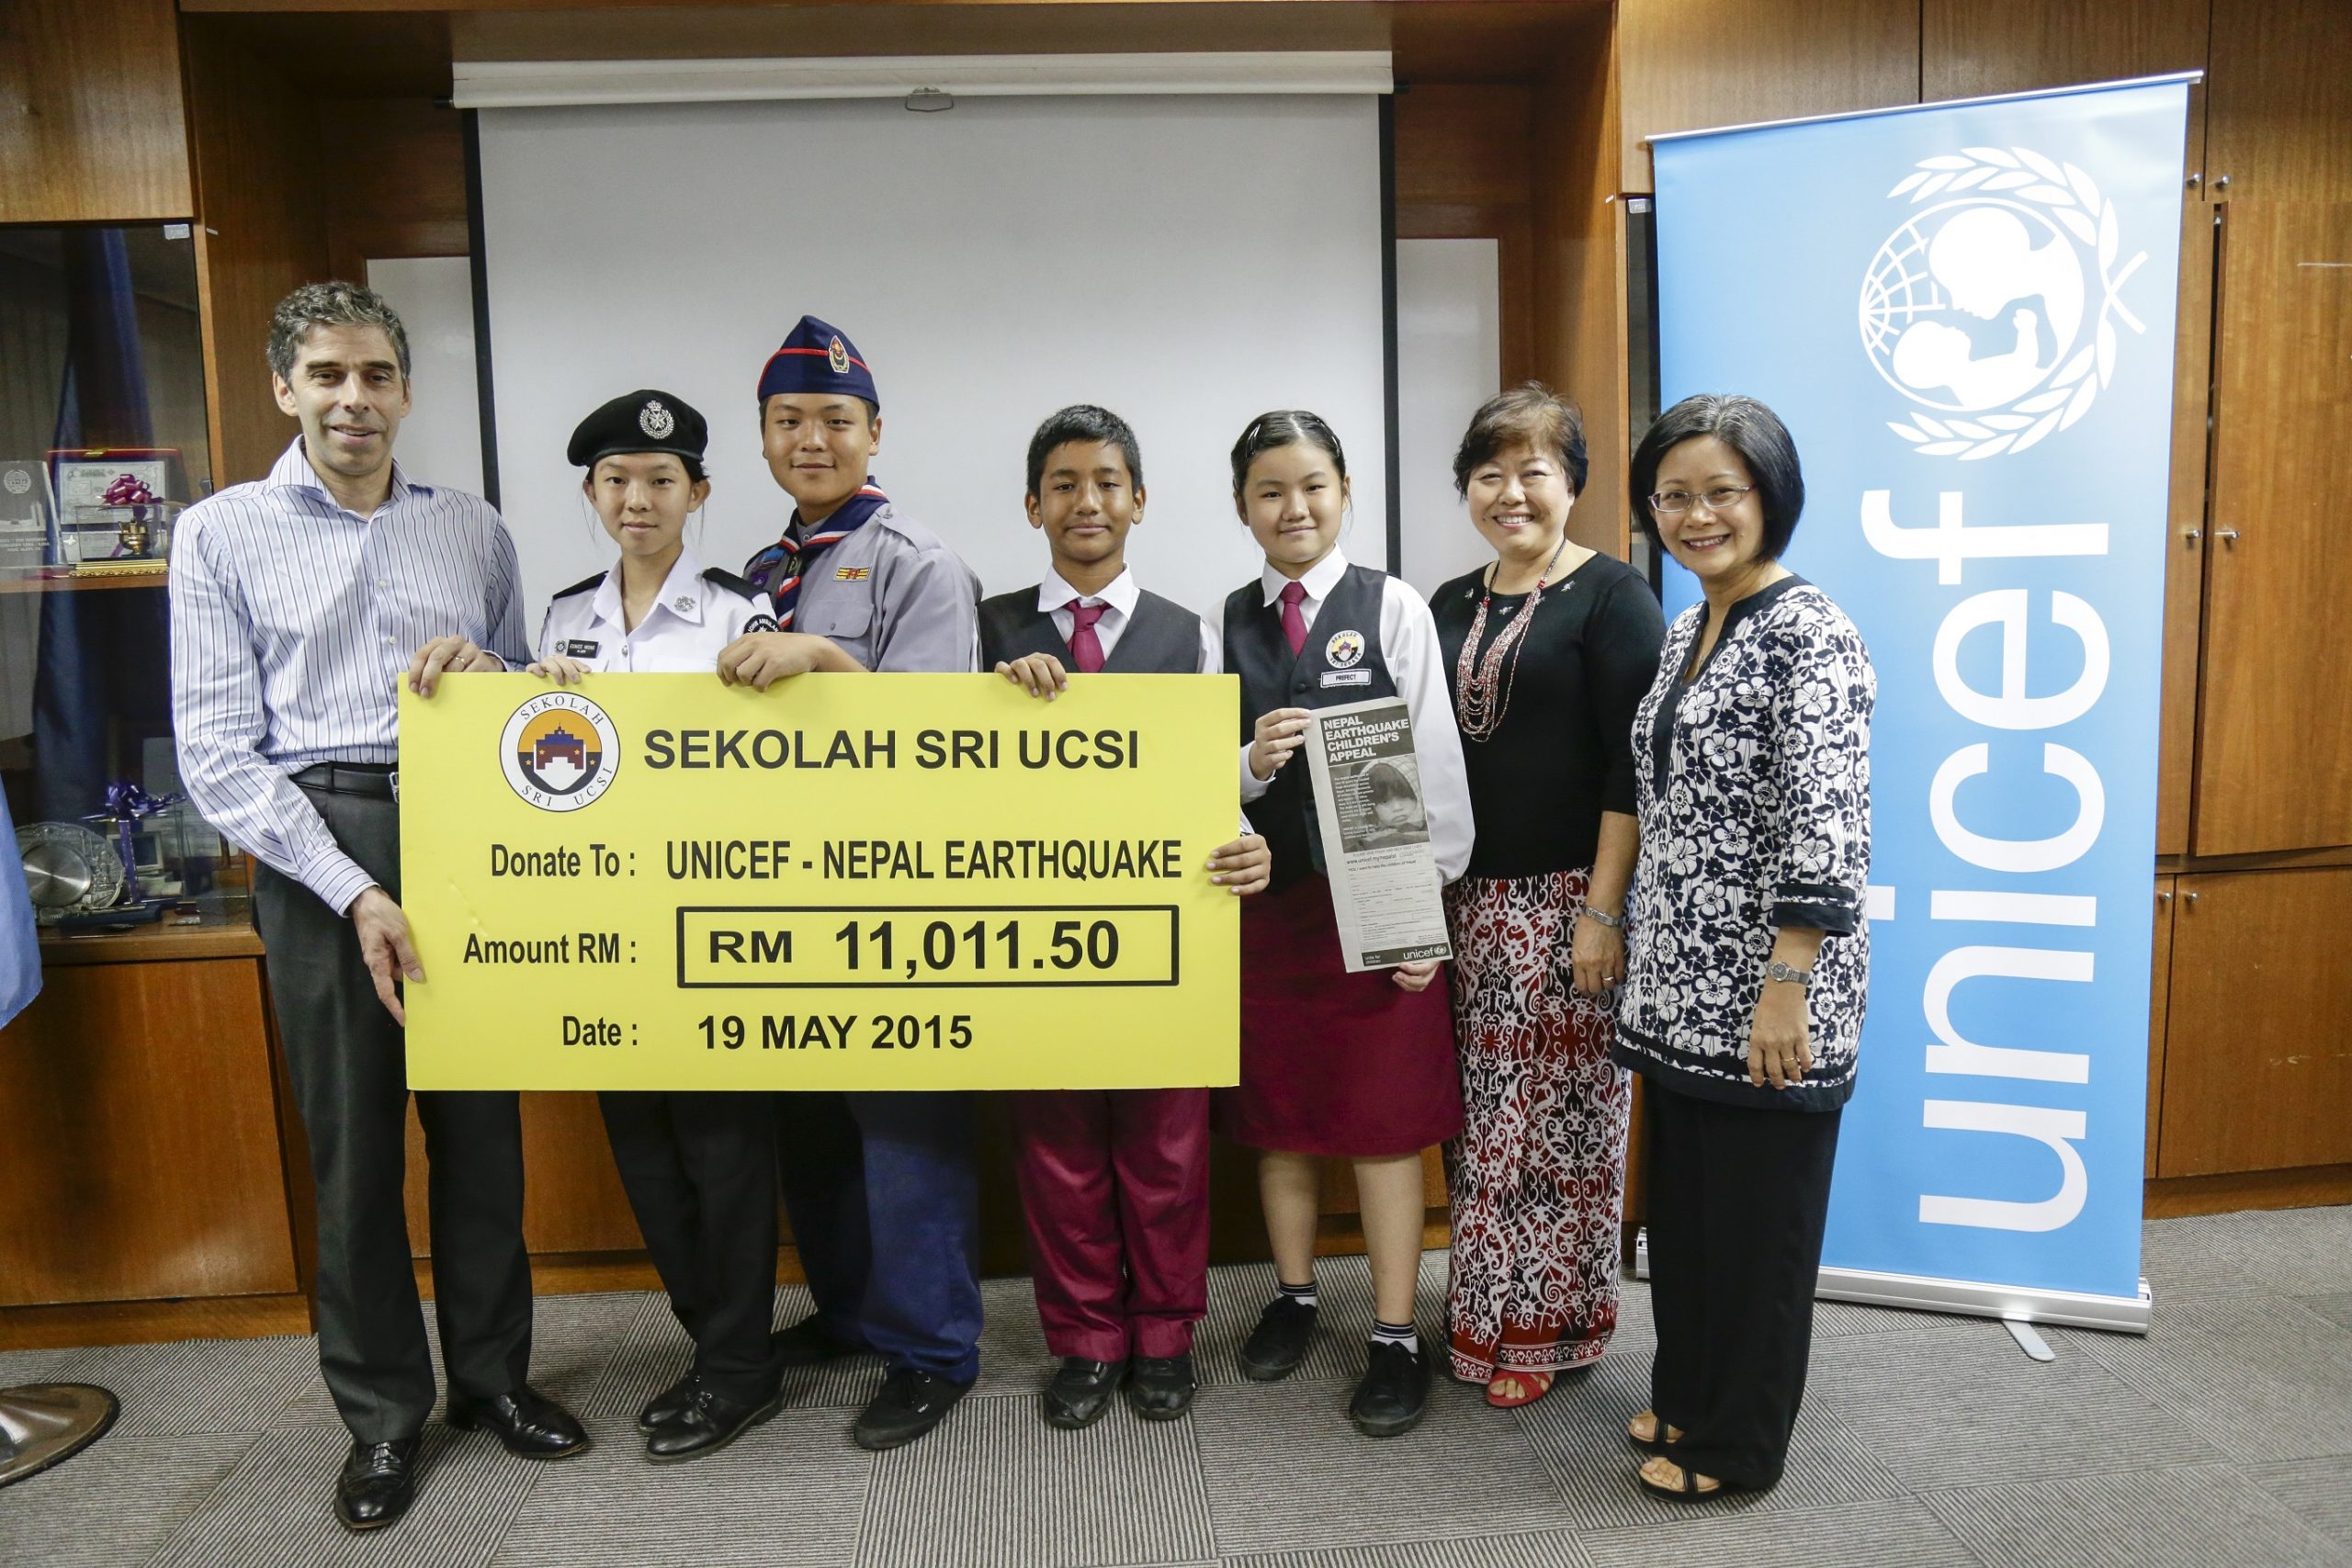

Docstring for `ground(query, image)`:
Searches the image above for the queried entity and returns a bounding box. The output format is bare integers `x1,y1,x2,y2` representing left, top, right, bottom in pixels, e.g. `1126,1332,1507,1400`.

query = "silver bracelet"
1581,906,1624,930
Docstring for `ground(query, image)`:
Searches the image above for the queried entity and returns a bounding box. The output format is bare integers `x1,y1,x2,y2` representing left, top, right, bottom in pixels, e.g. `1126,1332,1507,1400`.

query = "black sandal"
1627,1412,1676,1454
1636,1448,1726,1503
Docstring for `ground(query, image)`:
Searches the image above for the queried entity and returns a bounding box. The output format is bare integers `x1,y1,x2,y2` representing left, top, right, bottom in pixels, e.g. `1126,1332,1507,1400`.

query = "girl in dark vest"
978,403,1271,1431
1218,410,1474,1437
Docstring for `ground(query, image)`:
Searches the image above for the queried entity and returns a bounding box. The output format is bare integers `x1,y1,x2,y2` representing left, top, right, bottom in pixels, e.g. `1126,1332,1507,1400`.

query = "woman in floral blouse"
1612,395,1874,1502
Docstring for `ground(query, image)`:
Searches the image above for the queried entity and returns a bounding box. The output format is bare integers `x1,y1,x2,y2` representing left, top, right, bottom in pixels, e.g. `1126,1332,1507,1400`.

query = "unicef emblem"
501,691,619,812
1860,145,2147,459
3,468,29,496
639,399,676,440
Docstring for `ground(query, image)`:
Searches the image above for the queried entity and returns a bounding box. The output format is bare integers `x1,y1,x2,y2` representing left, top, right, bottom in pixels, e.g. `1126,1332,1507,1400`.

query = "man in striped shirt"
168,282,586,1534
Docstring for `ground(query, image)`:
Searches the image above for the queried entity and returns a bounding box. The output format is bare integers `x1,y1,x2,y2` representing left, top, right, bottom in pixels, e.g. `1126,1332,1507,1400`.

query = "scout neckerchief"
744,479,889,630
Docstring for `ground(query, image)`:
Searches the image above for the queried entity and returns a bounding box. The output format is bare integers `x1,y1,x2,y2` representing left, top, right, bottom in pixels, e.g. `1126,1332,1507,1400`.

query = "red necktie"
1066,600,1108,673
1278,580,1308,657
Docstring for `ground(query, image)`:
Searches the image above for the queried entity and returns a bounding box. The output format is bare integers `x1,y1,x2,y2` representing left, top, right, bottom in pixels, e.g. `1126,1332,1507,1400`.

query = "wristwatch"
1582,906,1624,930
1763,959,1813,987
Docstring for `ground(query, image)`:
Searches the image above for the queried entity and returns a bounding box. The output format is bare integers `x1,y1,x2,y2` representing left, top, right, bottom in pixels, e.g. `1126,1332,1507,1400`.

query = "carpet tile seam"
137,1421,285,1568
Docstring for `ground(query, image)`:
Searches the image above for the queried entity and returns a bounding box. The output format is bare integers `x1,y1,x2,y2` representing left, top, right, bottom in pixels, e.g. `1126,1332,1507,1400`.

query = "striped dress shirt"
168,439,528,916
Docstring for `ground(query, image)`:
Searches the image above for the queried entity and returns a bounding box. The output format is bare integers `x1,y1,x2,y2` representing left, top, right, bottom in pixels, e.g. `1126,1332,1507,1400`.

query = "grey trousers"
253,780,533,1443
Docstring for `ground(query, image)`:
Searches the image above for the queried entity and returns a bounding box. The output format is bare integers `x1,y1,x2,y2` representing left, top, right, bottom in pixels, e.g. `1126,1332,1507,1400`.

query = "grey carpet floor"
6,1208,2351,1567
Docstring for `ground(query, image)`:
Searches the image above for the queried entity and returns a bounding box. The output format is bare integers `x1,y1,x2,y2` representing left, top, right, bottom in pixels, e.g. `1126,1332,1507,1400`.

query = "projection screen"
472,94,1390,637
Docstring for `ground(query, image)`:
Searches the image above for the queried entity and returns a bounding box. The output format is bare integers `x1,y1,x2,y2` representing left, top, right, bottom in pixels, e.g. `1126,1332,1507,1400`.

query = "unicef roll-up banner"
1649,75,2194,1331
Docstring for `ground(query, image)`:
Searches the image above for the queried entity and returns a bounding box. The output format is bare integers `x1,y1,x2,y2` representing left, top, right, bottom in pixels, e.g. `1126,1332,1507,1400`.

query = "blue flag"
1,786,41,1030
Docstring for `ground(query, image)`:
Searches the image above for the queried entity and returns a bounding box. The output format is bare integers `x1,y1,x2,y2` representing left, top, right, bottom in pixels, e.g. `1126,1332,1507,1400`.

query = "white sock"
1370,1318,1419,1353
1278,1280,1318,1310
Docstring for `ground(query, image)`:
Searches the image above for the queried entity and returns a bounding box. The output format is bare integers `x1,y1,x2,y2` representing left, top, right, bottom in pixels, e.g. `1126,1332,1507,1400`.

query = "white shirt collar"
270,437,425,508
1260,547,1350,610
1037,566,1138,618
594,547,708,633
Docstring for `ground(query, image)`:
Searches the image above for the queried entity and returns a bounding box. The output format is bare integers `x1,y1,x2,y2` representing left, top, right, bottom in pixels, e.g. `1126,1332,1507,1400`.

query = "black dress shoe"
334,1437,419,1532
447,1384,591,1459
771,1314,861,1367
1238,1295,1317,1381
644,1384,783,1463
852,1367,974,1451
1040,1358,1124,1429
638,1371,697,1434
1127,1352,1196,1420
1348,1339,1430,1438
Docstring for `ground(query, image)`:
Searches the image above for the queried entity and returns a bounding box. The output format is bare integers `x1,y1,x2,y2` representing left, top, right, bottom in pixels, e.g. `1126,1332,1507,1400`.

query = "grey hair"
266,281,413,383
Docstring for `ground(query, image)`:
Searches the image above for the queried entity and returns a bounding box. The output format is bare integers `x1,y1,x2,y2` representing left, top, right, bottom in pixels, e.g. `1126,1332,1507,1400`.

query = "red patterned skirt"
1214,873,1463,1158
1441,868,1632,1380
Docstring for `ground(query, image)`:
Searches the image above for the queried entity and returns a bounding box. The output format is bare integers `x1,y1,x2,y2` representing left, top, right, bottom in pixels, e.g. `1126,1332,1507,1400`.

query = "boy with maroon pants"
981,404,1267,1426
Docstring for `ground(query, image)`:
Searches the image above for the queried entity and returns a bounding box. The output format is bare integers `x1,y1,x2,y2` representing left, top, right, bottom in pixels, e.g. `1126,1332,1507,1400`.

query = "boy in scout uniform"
718,316,986,1451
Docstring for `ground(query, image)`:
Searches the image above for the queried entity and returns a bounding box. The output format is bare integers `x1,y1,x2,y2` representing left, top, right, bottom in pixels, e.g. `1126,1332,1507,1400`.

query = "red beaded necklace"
1453,536,1571,741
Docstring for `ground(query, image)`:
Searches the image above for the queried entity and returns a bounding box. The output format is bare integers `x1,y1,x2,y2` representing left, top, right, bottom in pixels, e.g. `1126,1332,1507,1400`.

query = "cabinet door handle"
2215,528,2241,545
2184,528,2201,546
2184,890,2201,905
2157,890,2174,903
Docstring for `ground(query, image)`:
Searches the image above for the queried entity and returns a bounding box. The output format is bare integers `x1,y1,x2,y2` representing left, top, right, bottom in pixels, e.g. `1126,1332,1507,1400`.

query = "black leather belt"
293,762,398,799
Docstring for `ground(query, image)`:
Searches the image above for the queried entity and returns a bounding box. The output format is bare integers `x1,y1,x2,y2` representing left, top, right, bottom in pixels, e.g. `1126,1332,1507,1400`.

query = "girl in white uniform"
534,392,776,681
533,389,785,1465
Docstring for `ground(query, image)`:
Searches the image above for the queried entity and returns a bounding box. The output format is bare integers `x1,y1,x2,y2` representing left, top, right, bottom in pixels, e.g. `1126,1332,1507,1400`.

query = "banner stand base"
1632,1228,2153,1335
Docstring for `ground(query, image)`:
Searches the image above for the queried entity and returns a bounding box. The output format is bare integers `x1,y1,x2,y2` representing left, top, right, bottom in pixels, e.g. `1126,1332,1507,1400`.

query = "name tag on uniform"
1320,670,1373,688
563,640,601,658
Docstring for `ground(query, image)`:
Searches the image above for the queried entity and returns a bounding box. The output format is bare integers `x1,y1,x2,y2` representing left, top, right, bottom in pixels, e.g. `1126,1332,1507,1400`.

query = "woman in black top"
1431,386,1665,1407
1615,395,1873,1502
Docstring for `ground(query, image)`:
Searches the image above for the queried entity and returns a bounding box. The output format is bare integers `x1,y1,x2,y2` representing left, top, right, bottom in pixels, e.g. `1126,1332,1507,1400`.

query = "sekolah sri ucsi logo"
500,691,619,811
1860,144,2150,460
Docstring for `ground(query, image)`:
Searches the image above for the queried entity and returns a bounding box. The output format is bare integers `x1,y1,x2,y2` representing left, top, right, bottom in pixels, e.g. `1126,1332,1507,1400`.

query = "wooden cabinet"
0,953,300,1306
2158,204,2216,855
2206,0,2352,203
2192,202,2352,855
2158,867,2352,1177
2147,878,2177,1179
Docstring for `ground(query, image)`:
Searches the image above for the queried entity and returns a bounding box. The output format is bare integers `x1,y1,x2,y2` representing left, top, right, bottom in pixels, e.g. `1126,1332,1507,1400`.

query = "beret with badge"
568,389,709,481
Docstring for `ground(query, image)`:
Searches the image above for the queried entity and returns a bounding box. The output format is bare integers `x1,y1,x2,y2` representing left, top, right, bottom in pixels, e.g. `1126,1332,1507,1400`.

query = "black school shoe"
446,1384,591,1459
853,1367,974,1451
334,1437,419,1532
772,1314,861,1367
1238,1296,1317,1381
1348,1340,1430,1438
638,1371,697,1434
1041,1358,1124,1429
1127,1353,1196,1420
645,1383,784,1463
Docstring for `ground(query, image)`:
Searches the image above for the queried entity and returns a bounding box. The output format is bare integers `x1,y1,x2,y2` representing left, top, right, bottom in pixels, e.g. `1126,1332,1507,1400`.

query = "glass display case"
0,221,254,948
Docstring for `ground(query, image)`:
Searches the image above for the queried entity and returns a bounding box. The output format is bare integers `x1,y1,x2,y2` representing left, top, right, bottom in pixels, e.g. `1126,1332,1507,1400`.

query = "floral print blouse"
1611,577,1875,1111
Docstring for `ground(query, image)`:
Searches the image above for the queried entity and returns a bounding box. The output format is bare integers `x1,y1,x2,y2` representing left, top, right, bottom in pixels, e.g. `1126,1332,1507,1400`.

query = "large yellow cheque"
398,672,1240,1090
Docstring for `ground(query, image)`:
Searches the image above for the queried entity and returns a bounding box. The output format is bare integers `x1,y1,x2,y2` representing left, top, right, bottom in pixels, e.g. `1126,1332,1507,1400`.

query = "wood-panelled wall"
1616,0,1921,194
1532,6,1629,558
182,19,334,487
0,0,190,225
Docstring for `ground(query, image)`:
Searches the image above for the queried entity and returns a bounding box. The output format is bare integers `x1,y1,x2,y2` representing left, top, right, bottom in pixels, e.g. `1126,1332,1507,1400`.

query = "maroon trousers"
1011,1088,1211,1361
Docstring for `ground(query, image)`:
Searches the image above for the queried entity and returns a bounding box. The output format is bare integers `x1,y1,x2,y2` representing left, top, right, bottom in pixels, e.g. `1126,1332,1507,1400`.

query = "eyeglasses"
1648,484,1755,515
